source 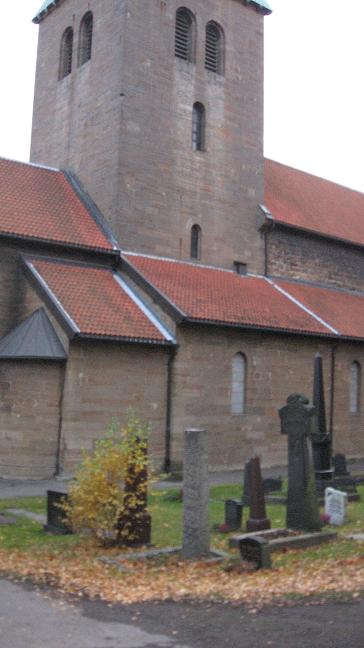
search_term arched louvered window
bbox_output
[350,361,361,413]
[231,353,246,415]
[192,103,205,151]
[59,27,73,80]
[175,7,195,62]
[78,11,93,66]
[205,21,224,74]
[190,224,201,259]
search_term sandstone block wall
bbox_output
[59,340,169,475]
[0,361,63,478]
[170,326,364,470]
[31,0,265,272]
[267,227,364,292]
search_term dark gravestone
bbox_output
[242,459,252,505]
[116,439,151,547]
[311,354,333,488]
[224,499,243,531]
[246,457,271,532]
[44,490,71,534]
[333,453,349,476]
[263,477,282,493]
[239,537,271,569]
[279,394,321,532]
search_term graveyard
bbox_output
[0,476,364,607]
[1,382,364,607]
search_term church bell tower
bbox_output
[31,0,271,271]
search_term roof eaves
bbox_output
[245,0,272,16]
[265,217,364,251]
[33,0,63,24]
[21,256,80,339]
[181,316,337,339]
[120,254,186,324]
[63,170,120,253]
[0,229,115,256]
[75,333,174,346]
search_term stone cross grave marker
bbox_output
[325,487,348,526]
[182,428,210,559]
[279,394,321,532]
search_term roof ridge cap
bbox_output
[0,155,59,173]
[122,251,237,274]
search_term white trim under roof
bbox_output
[114,274,176,344]
[26,261,80,334]
[265,278,340,336]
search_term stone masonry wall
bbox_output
[267,227,364,292]
[31,0,265,273]
[170,325,364,470]
[59,340,170,475]
[0,361,63,478]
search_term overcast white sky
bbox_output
[1,1,364,191]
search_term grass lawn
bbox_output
[1,484,364,559]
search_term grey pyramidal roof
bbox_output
[33,0,272,23]
[0,308,67,361]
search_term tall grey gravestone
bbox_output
[279,394,321,532]
[182,428,210,559]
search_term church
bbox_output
[0,0,363,478]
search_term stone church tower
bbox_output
[31,0,271,272]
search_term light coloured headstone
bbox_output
[325,487,348,526]
[182,428,210,559]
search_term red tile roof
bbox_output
[0,158,114,252]
[275,279,364,340]
[25,257,171,344]
[265,159,364,248]
[124,254,332,337]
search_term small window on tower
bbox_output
[190,224,201,259]
[205,21,224,74]
[175,7,195,62]
[78,12,93,66]
[59,27,73,80]
[192,103,205,151]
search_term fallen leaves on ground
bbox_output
[0,542,363,607]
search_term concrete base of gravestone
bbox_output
[182,428,210,559]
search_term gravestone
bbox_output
[182,428,210,558]
[325,487,348,525]
[311,354,333,489]
[246,456,271,532]
[333,453,349,476]
[242,459,252,505]
[263,477,282,494]
[224,499,243,531]
[279,394,321,532]
[44,490,71,534]
[116,438,151,547]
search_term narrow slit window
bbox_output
[59,27,73,80]
[190,224,201,259]
[231,353,246,415]
[175,8,195,62]
[192,102,205,151]
[78,12,93,66]
[205,21,224,74]
[350,361,361,413]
